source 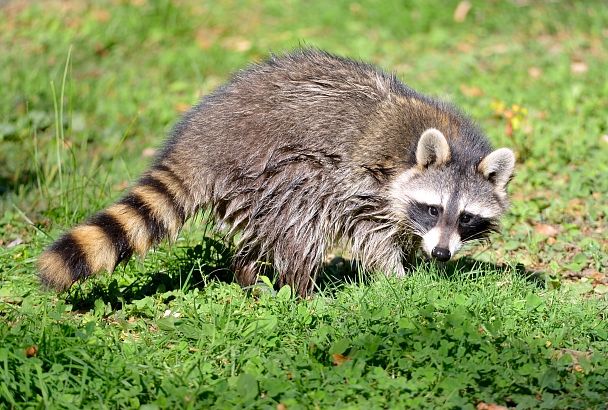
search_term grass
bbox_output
[2,268,607,408]
[1,0,607,408]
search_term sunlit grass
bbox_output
[1,0,607,408]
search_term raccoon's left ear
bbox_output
[416,128,451,168]
[478,148,515,189]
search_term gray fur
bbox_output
[39,49,514,296]
[148,49,515,295]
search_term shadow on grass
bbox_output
[66,239,543,311]
[0,170,38,197]
[441,256,545,288]
[66,241,371,310]
[316,256,370,295]
[317,254,545,296]
[66,237,236,312]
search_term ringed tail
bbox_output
[38,164,196,291]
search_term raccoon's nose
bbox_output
[431,247,451,262]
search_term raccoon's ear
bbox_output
[478,148,515,189]
[416,128,450,167]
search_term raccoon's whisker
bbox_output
[461,228,496,243]
[402,220,425,236]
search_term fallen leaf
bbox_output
[331,353,352,366]
[94,43,111,57]
[6,238,23,248]
[195,27,222,50]
[453,1,472,22]
[25,345,38,358]
[534,223,559,237]
[93,9,111,22]
[570,61,588,74]
[588,270,607,284]
[486,43,509,55]
[456,42,474,53]
[114,181,129,191]
[175,102,191,113]
[504,120,513,138]
[553,348,592,373]
[142,148,156,158]
[460,84,484,97]
[528,67,542,78]
[349,3,362,14]
[566,198,586,215]
[477,403,508,410]
[276,404,287,410]
[221,37,252,52]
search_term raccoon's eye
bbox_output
[428,206,439,217]
[460,213,472,225]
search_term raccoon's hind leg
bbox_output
[273,234,326,296]
[232,260,260,288]
[231,243,266,288]
[230,235,325,296]
[230,211,328,297]
[38,164,198,291]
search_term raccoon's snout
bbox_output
[421,227,457,262]
[431,246,451,262]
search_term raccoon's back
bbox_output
[161,50,488,178]
[160,50,408,170]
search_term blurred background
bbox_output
[1,0,606,276]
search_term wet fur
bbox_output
[39,49,511,296]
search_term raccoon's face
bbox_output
[390,128,515,262]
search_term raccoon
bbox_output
[38,49,515,296]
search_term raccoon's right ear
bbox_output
[416,128,451,168]
[478,148,516,189]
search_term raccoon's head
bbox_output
[390,128,515,262]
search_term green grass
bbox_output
[2,268,608,408]
[1,0,607,408]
